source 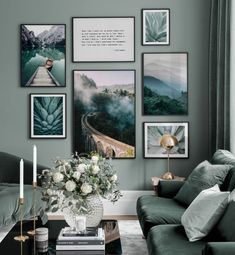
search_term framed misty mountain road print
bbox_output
[73,70,136,158]
[142,52,188,115]
[30,94,66,138]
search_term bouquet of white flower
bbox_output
[40,154,121,214]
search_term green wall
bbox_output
[0,0,210,190]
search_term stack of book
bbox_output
[56,227,105,255]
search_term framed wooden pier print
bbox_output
[73,70,136,158]
[143,122,189,158]
[72,17,135,62]
[30,94,66,138]
[21,24,66,87]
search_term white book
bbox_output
[56,244,105,251]
[58,228,104,241]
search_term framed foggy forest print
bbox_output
[73,70,136,158]
[21,24,66,87]
[30,94,66,138]
[142,52,188,115]
[142,9,170,45]
[143,122,189,158]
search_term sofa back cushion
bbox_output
[211,193,235,242]
[211,150,235,191]
[174,160,232,206]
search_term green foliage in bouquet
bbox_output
[39,154,122,214]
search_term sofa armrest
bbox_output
[202,242,235,255]
[0,151,48,184]
[158,180,185,198]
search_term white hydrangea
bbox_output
[81,183,92,194]
[91,155,99,164]
[53,172,64,183]
[65,180,76,192]
[73,171,81,180]
[76,163,87,173]
[110,174,117,182]
[92,165,100,175]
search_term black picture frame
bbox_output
[72,17,135,62]
[141,8,170,46]
[20,24,66,87]
[143,122,189,158]
[73,69,136,159]
[30,93,67,139]
[142,52,188,115]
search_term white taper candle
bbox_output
[33,145,37,183]
[20,159,24,199]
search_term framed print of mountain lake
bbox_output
[21,24,66,87]
[142,9,170,45]
[142,52,188,115]
[30,94,66,138]
[73,70,136,158]
[143,122,189,158]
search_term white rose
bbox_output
[91,156,99,164]
[65,181,76,192]
[73,171,81,180]
[76,163,87,173]
[81,183,92,194]
[47,189,53,196]
[92,165,100,175]
[53,172,64,183]
[110,174,118,182]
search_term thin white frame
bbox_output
[72,17,135,62]
[30,94,66,139]
[143,122,189,158]
[142,9,170,45]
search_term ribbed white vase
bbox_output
[63,194,103,228]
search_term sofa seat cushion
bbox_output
[137,195,186,237]
[0,183,47,227]
[147,225,206,255]
[211,150,235,191]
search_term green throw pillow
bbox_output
[181,185,229,242]
[174,160,232,206]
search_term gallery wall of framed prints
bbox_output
[21,7,190,160]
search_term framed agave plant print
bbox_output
[142,9,170,45]
[30,94,66,138]
[143,122,189,158]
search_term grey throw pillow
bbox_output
[174,160,232,205]
[181,185,229,242]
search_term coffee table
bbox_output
[0,219,122,254]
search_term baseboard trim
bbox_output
[47,190,154,218]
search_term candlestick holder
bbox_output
[28,182,37,236]
[14,198,29,242]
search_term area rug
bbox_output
[118,220,148,255]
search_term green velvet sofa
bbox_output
[0,151,47,227]
[137,150,235,255]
